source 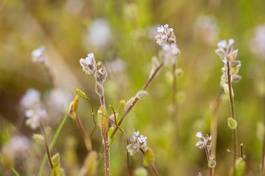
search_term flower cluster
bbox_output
[31,46,47,64]
[215,39,241,93]
[155,24,180,65]
[195,131,212,150]
[1,135,31,160]
[194,15,219,45]
[20,89,48,129]
[127,131,148,156]
[80,53,108,97]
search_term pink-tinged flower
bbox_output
[80,53,97,75]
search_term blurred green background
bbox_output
[0,0,264,175]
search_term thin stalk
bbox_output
[204,148,213,176]
[75,115,92,151]
[226,61,239,173]
[209,89,222,176]
[111,63,164,139]
[37,114,68,176]
[171,63,177,121]
[99,95,110,176]
[43,63,55,86]
[40,123,53,169]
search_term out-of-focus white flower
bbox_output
[194,15,219,45]
[161,43,181,65]
[155,24,176,46]
[44,88,72,116]
[25,108,48,129]
[20,88,41,109]
[215,39,241,93]
[80,53,97,75]
[106,59,126,74]
[195,131,212,150]
[20,88,48,130]
[2,135,31,160]
[86,19,111,48]
[31,46,46,64]
[154,24,180,65]
[249,24,265,60]
[127,131,148,156]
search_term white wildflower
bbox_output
[127,131,148,155]
[195,131,212,150]
[155,24,176,46]
[2,135,31,160]
[20,88,48,129]
[155,24,180,65]
[161,43,181,65]
[86,19,111,48]
[25,107,48,130]
[194,15,219,45]
[31,46,46,63]
[44,88,72,116]
[80,53,97,75]
[215,39,241,92]
[20,88,41,109]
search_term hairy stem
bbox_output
[111,63,164,139]
[226,61,239,173]
[99,95,110,176]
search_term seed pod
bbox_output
[68,95,79,120]
[227,117,237,129]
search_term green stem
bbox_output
[37,114,68,176]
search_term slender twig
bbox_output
[210,89,222,157]
[226,60,239,173]
[37,114,68,176]
[43,63,55,86]
[40,123,53,169]
[127,140,133,176]
[111,63,164,139]
[171,63,177,121]
[142,63,164,90]
[75,115,92,151]
[98,94,110,176]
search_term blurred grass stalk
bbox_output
[37,114,69,176]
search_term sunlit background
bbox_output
[0,0,264,175]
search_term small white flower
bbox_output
[215,39,241,92]
[127,131,148,156]
[155,24,176,46]
[196,131,203,138]
[32,46,46,63]
[80,53,97,75]
[86,19,111,48]
[44,88,72,119]
[2,135,31,160]
[25,107,48,129]
[161,43,180,65]
[194,15,219,45]
[20,88,41,109]
[195,131,212,150]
